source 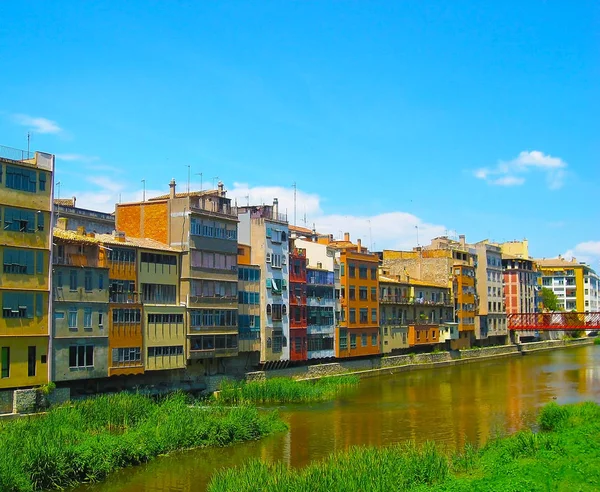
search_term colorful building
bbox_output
[288,246,307,361]
[51,228,110,383]
[54,196,115,234]
[238,200,290,364]
[328,233,380,358]
[116,180,239,365]
[293,234,338,360]
[237,244,261,354]
[502,255,539,314]
[0,146,54,389]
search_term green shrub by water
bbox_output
[216,375,359,404]
[594,337,600,345]
[209,401,600,491]
[0,392,286,491]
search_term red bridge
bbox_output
[508,312,600,331]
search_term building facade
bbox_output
[238,200,290,363]
[288,245,308,361]
[237,244,261,355]
[0,146,54,389]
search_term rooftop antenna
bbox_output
[119,193,122,204]
[187,165,191,195]
[141,179,146,202]
[27,131,31,156]
[55,181,61,219]
[212,176,219,189]
[292,182,297,226]
[244,194,250,206]
[195,172,203,191]
[303,209,307,227]
[415,225,420,247]
[368,219,373,251]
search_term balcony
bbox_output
[307,297,335,307]
[109,292,139,304]
[290,295,307,305]
[289,271,307,283]
[307,324,335,335]
[55,254,104,268]
[189,348,239,359]
[379,295,452,306]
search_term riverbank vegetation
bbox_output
[216,375,359,404]
[209,401,600,491]
[0,392,286,492]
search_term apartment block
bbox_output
[0,146,54,389]
[470,240,507,344]
[116,180,239,363]
[382,235,477,349]
[327,233,379,358]
[54,196,115,234]
[288,245,308,361]
[293,234,338,360]
[237,244,261,354]
[501,255,539,314]
[238,200,290,363]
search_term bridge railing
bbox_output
[508,312,600,330]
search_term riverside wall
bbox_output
[246,340,594,382]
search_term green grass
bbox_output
[216,375,359,404]
[0,392,286,491]
[209,402,600,491]
[593,337,600,345]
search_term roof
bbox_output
[147,189,218,201]
[289,224,317,236]
[54,198,75,207]
[53,228,179,252]
[378,274,446,289]
[535,258,585,269]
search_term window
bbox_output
[371,333,378,346]
[98,312,104,328]
[359,287,368,301]
[238,267,260,282]
[340,263,345,276]
[141,283,177,304]
[148,345,183,357]
[112,308,141,324]
[371,268,377,280]
[189,310,236,328]
[69,270,78,291]
[6,165,37,192]
[272,304,283,321]
[84,308,92,329]
[112,347,141,365]
[39,172,46,191]
[68,309,78,329]
[3,207,35,233]
[359,267,367,279]
[1,347,9,378]
[349,309,356,323]
[272,335,282,353]
[271,254,282,268]
[371,308,377,323]
[55,312,65,319]
[35,293,43,317]
[84,271,93,292]
[349,286,356,300]
[98,273,104,290]
[350,333,357,349]
[37,212,44,232]
[361,333,367,347]
[360,308,368,324]
[28,346,36,377]
[56,270,63,288]
[2,248,34,274]
[2,292,34,318]
[294,337,302,353]
[371,287,377,301]
[36,251,44,274]
[349,264,356,278]
[69,345,94,368]
[339,329,348,350]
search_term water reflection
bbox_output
[76,345,600,492]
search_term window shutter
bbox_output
[112,348,119,363]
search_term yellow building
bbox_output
[0,146,55,389]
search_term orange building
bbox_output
[407,323,440,347]
[326,233,380,358]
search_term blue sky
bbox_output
[1,2,598,261]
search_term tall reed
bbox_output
[0,392,286,491]
[216,375,359,404]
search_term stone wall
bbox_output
[518,338,593,353]
[307,363,345,377]
[459,345,519,359]
[245,371,266,382]
[13,387,71,414]
[0,390,14,414]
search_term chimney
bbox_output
[77,226,86,236]
[459,234,466,247]
[218,181,225,197]
[357,238,362,251]
[56,217,68,231]
[72,196,76,207]
[113,230,126,242]
[273,198,279,219]
[169,178,176,199]
[344,232,350,242]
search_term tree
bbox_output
[541,287,560,311]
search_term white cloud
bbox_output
[72,180,447,250]
[56,153,99,163]
[13,114,62,134]
[475,150,568,189]
[563,241,600,266]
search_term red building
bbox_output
[289,246,307,361]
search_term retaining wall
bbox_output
[518,338,594,353]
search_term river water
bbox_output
[75,345,600,492]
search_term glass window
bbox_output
[6,165,37,192]
[68,309,77,329]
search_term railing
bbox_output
[109,292,139,303]
[379,295,451,306]
[55,254,102,268]
[307,297,335,307]
[289,272,307,283]
[290,295,307,305]
[291,248,306,258]
[0,145,34,162]
[508,312,600,331]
